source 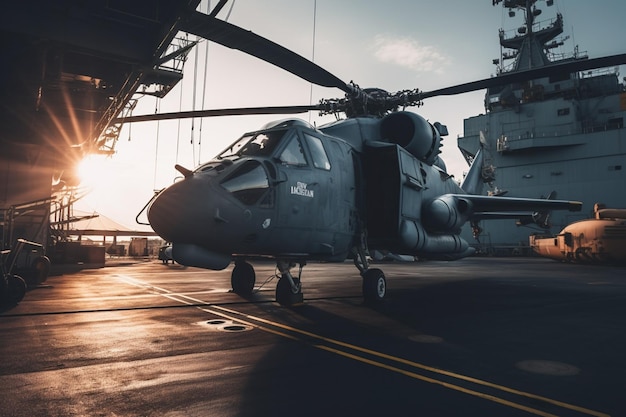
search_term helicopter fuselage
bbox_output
[147,113,473,270]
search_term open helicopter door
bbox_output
[363,142,472,259]
[364,142,426,251]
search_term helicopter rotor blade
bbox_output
[113,105,320,124]
[180,11,353,94]
[122,12,626,124]
[420,53,626,99]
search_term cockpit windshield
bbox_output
[218,130,287,159]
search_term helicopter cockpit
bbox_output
[218,130,285,159]
[201,121,329,209]
[215,119,319,160]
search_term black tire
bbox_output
[362,268,386,305]
[31,256,51,284]
[6,275,27,304]
[276,276,303,307]
[231,261,255,295]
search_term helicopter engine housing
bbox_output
[380,111,442,165]
[422,194,473,233]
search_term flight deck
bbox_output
[1,257,623,417]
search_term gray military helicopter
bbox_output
[124,13,626,306]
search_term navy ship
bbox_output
[457,0,626,254]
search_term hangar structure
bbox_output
[0,0,232,256]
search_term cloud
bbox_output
[373,35,448,73]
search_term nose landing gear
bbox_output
[229,259,304,307]
[275,260,304,307]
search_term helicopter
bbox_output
[120,12,626,306]
[530,204,626,264]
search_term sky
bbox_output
[75,0,626,231]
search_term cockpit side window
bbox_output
[303,133,331,170]
[278,133,307,166]
[220,161,270,206]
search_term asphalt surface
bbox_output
[1,257,624,417]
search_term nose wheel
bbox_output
[275,261,304,307]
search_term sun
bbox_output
[75,155,113,191]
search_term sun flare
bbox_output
[76,155,113,191]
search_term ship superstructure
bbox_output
[457,0,626,254]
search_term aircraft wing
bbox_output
[424,194,582,232]
[470,212,539,220]
[451,194,583,215]
[469,212,551,228]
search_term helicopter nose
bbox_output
[148,179,208,243]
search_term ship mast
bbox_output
[493,0,563,72]
[486,0,573,112]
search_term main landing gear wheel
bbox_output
[362,268,386,305]
[231,261,256,296]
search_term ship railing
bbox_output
[498,50,589,75]
[499,13,563,43]
[582,120,625,134]
[547,50,589,65]
[495,120,624,152]
[503,128,575,141]
[579,66,620,79]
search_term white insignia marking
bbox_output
[290,181,314,198]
